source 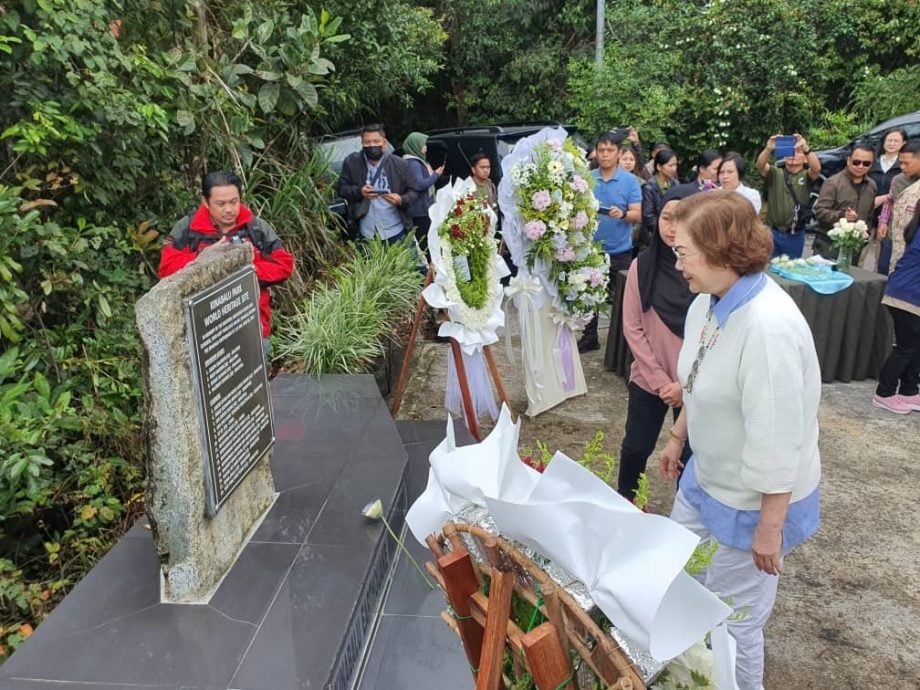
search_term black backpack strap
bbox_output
[167,215,212,252]
[169,215,278,254]
[782,169,810,206]
[167,215,190,247]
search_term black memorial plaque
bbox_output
[186,266,274,516]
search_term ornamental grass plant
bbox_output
[276,238,423,374]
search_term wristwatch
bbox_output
[803,148,812,155]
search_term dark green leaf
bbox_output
[258,81,280,113]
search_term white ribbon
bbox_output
[549,312,578,390]
[445,348,499,422]
[504,272,546,393]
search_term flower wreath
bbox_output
[501,130,609,330]
[423,178,509,353]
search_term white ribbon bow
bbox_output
[503,272,546,394]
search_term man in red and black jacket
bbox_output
[158,171,294,346]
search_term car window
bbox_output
[497,140,515,160]
[316,135,363,174]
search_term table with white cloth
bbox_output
[604,266,894,384]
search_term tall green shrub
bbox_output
[0,186,150,659]
[277,239,423,374]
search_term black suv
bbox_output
[314,123,582,231]
[816,110,920,177]
[425,122,582,187]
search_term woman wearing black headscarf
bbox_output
[616,186,698,501]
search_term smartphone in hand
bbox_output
[774,136,796,158]
[598,206,612,216]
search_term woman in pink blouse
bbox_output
[617,186,698,501]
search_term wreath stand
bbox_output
[389,265,512,443]
[423,522,645,690]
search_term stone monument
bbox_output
[136,243,276,603]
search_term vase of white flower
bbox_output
[836,245,854,272]
[827,218,869,273]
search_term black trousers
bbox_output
[617,381,691,501]
[581,250,633,344]
[876,306,920,397]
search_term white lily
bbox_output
[362,498,434,589]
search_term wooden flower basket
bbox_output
[425,522,646,690]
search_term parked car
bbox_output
[816,110,920,177]
[313,129,363,221]
[425,122,583,187]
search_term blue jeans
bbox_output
[770,227,805,259]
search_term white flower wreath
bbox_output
[423,178,510,354]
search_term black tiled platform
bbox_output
[354,420,474,690]
[0,374,413,690]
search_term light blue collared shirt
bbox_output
[682,271,821,551]
[591,168,641,254]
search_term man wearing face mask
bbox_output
[337,123,420,242]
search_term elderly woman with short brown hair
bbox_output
[659,191,821,690]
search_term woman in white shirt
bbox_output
[718,151,762,215]
[659,191,821,690]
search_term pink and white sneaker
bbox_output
[872,394,912,414]
[897,393,920,411]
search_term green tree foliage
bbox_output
[312,0,445,125]
[566,0,826,156]
[851,65,920,125]
[561,0,920,161]
[435,0,594,125]
[1,0,174,216]
[0,0,363,660]
[0,184,149,658]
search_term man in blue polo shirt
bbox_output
[580,130,642,352]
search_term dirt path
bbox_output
[392,310,920,689]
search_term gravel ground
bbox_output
[392,307,920,689]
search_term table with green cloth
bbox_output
[603,266,894,384]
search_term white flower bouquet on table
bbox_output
[828,218,869,270]
[827,218,869,251]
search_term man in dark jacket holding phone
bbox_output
[337,123,420,242]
